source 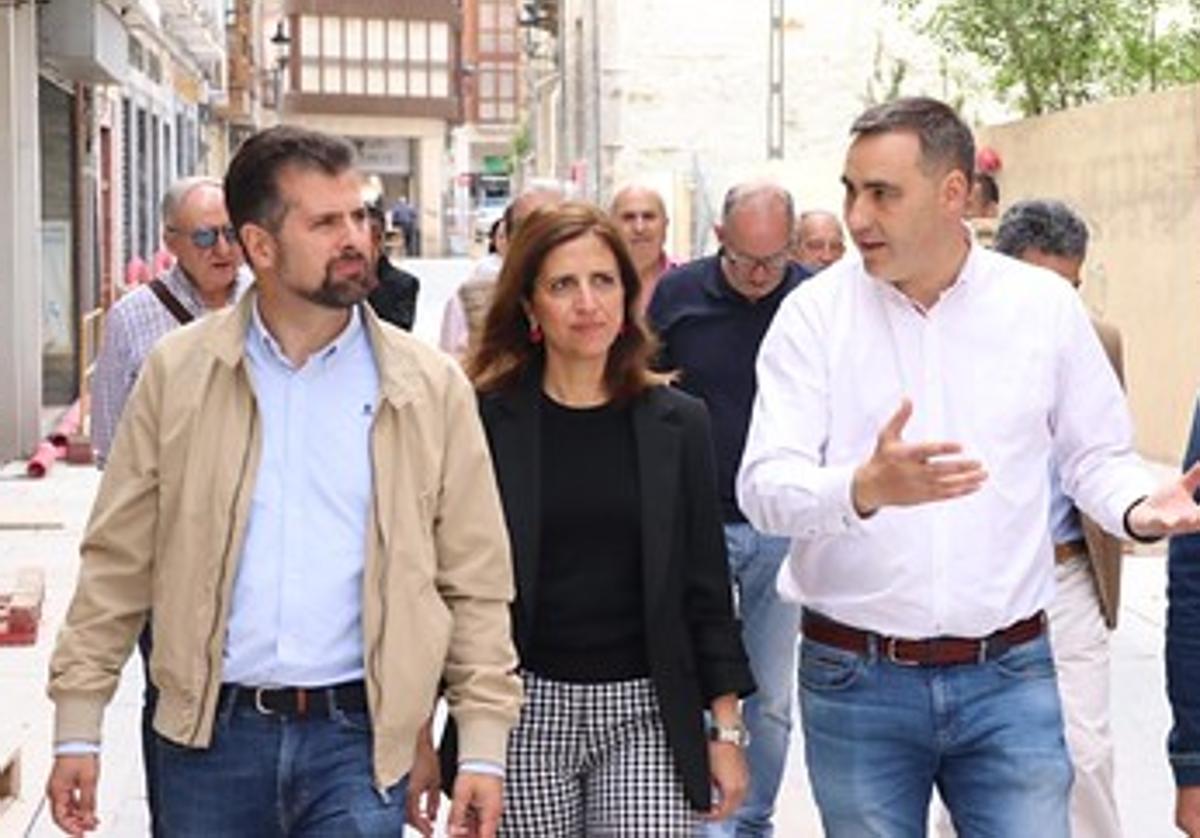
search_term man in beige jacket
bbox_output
[995,198,1126,838]
[46,126,521,837]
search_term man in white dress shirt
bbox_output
[737,96,1200,837]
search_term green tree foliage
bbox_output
[890,0,1200,115]
[510,122,531,169]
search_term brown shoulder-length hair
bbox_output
[469,200,666,400]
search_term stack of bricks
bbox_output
[0,568,45,646]
[0,739,17,819]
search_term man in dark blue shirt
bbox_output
[648,180,809,837]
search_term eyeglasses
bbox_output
[167,224,239,249]
[721,245,791,276]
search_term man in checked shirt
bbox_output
[91,175,247,466]
[86,175,246,832]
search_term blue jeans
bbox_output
[800,629,1072,838]
[137,626,160,837]
[155,688,407,837]
[708,523,798,837]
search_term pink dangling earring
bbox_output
[529,322,543,343]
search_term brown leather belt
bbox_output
[1054,538,1088,563]
[801,610,1047,667]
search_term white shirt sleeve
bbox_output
[737,292,870,540]
[55,740,101,756]
[459,759,505,778]
[1050,293,1154,535]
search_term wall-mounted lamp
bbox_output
[268,19,291,112]
[270,19,291,69]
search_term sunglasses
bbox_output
[168,224,239,249]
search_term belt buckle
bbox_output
[884,637,921,667]
[253,687,276,716]
[977,638,989,665]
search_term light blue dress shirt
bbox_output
[222,304,379,688]
[1049,462,1084,546]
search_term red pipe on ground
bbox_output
[26,399,83,478]
[46,401,81,450]
[25,440,59,479]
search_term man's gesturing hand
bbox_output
[851,398,987,517]
[1126,462,1200,540]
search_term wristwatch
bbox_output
[708,721,751,748]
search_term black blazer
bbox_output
[478,371,755,811]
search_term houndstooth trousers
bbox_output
[499,671,702,837]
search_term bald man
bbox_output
[792,210,846,273]
[649,181,811,836]
[610,183,675,312]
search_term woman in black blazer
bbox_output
[463,201,755,836]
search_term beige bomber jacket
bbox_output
[48,290,522,790]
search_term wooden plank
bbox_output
[0,744,20,818]
[0,568,44,646]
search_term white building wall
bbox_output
[0,4,44,459]
[561,0,1004,255]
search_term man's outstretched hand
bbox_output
[1126,463,1200,540]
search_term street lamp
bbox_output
[270,19,291,60]
[269,19,290,112]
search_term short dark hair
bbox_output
[487,217,504,254]
[224,125,356,236]
[994,199,1089,260]
[973,172,1000,206]
[469,201,662,401]
[850,97,975,179]
[365,197,386,230]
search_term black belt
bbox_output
[801,609,1047,667]
[222,680,368,717]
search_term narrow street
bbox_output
[0,258,1184,836]
[1,0,1197,834]
[406,257,477,347]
